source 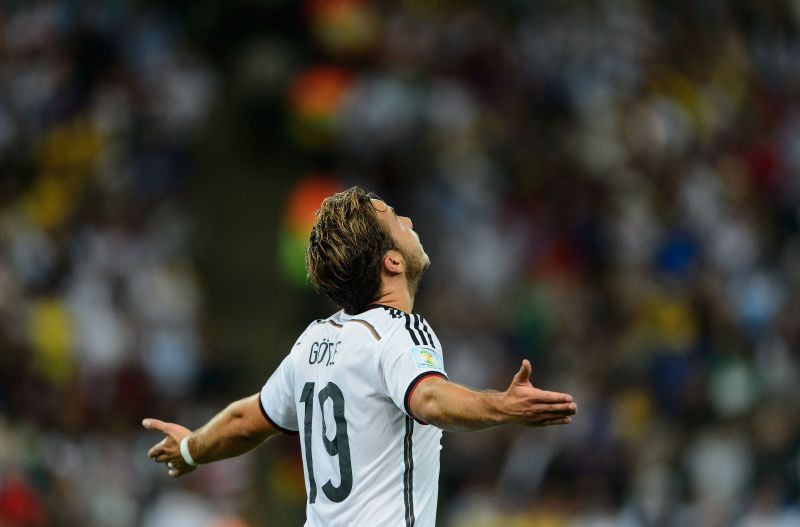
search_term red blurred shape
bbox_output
[287,67,354,118]
[285,174,343,235]
[0,477,46,527]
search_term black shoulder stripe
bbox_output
[413,315,429,346]
[376,307,430,347]
[403,313,420,345]
[420,318,435,349]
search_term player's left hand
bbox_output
[500,360,577,427]
[143,418,196,477]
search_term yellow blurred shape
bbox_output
[28,298,74,386]
[268,456,307,501]
[37,117,102,172]
[25,118,101,229]
[653,299,696,351]
[612,389,652,442]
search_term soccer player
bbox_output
[143,187,577,526]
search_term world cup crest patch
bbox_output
[410,346,444,372]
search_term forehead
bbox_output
[369,198,397,232]
[370,198,390,213]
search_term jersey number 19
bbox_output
[300,382,353,503]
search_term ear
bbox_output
[382,249,405,276]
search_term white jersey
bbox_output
[260,304,448,527]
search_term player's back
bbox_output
[260,305,448,527]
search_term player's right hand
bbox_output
[500,359,577,426]
[143,418,196,477]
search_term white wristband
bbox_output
[180,436,198,467]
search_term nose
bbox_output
[402,216,413,230]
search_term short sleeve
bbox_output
[259,354,299,435]
[381,329,448,425]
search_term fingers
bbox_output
[169,467,190,477]
[521,403,577,424]
[166,459,181,476]
[142,418,171,433]
[533,410,575,421]
[512,359,533,385]
[518,403,577,426]
[535,402,577,416]
[160,458,193,477]
[143,418,196,478]
[532,389,574,404]
[168,460,196,478]
[518,415,573,427]
[147,438,169,459]
[147,449,197,478]
[539,416,572,426]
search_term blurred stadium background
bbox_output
[1,1,800,526]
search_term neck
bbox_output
[373,278,414,313]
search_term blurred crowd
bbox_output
[3,1,800,527]
[0,2,227,526]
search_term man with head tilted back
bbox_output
[143,187,577,526]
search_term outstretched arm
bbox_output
[409,360,577,432]
[143,393,278,477]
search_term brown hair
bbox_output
[306,186,396,314]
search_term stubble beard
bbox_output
[401,245,430,298]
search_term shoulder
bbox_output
[361,306,440,351]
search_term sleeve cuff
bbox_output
[259,398,299,436]
[403,371,448,425]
